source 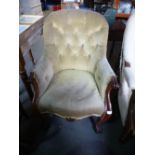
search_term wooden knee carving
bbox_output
[96,76,119,132]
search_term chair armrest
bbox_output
[95,58,118,96]
[33,56,54,97]
[29,56,54,113]
[95,58,119,114]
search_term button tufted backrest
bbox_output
[43,9,109,74]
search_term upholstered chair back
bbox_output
[43,9,109,74]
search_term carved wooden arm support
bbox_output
[95,76,119,133]
[105,76,119,115]
[29,72,40,113]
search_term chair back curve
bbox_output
[43,9,109,74]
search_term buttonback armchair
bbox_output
[30,9,118,132]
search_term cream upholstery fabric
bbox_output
[33,9,115,119]
[118,13,135,126]
[95,58,115,98]
[43,9,109,74]
[34,56,54,96]
[39,70,104,119]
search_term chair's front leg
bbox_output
[29,72,40,115]
[29,73,52,131]
[95,113,111,133]
[95,76,119,133]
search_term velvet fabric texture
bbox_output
[33,9,115,119]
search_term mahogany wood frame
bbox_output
[19,16,44,101]
[19,48,33,100]
[95,76,119,132]
[29,72,40,114]
[19,16,44,118]
[19,99,29,119]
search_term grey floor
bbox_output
[19,37,135,155]
[20,113,134,155]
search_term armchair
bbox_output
[30,9,118,132]
[118,13,135,140]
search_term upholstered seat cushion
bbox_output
[38,70,105,119]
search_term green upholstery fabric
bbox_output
[34,56,54,97]
[33,10,116,119]
[43,9,109,74]
[38,70,104,119]
[95,58,115,99]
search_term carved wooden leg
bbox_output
[19,48,33,100]
[95,76,119,133]
[120,114,134,142]
[95,113,112,133]
[120,126,134,142]
[29,72,41,116]
[19,99,29,119]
